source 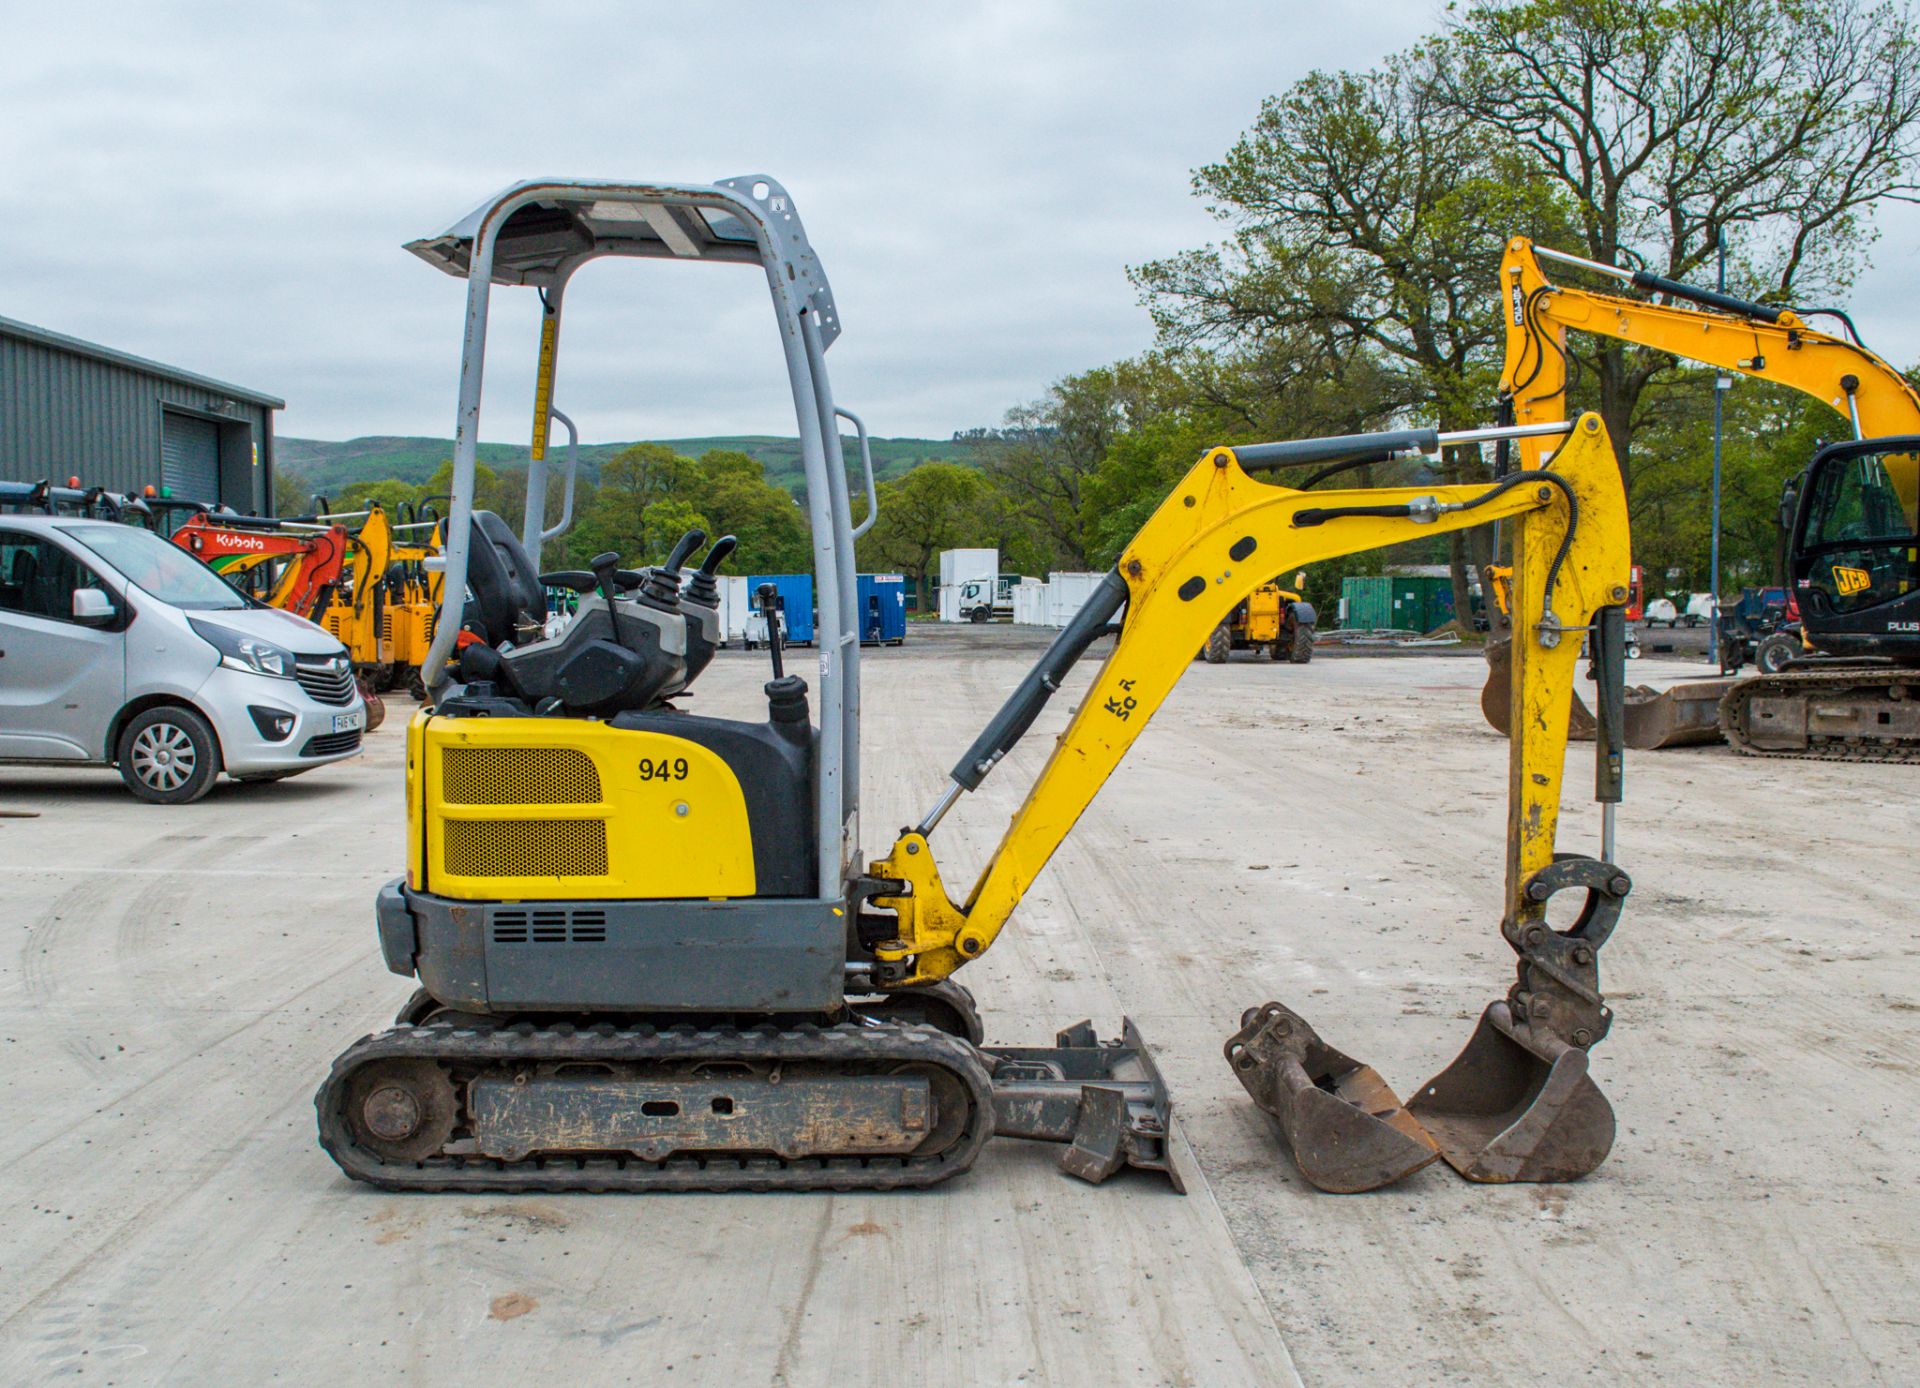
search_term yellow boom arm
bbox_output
[1500,237,1920,515]
[872,412,1631,986]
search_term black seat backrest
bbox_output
[466,511,546,643]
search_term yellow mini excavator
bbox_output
[317,177,1635,1195]
[1484,236,1920,759]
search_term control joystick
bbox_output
[757,581,810,726]
[639,528,705,608]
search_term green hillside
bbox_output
[276,433,986,496]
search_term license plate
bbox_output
[333,709,364,733]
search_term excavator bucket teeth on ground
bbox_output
[1408,1001,1616,1183]
[1482,637,1596,740]
[984,1018,1184,1191]
[1224,1002,1441,1193]
[1623,679,1730,749]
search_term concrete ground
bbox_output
[1,625,1913,1385]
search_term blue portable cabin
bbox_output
[746,573,815,645]
[857,573,907,645]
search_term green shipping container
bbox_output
[1340,575,1454,632]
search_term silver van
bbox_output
[0,516,366,803]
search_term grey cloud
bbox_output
[3,2,1511,445]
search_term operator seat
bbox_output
[464,511,546,646]
[457,511,688,717]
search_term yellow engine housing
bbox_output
[408,711,758,902]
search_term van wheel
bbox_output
[118,706,222,805]
[1203,625,1231,663]
[1756,632,1798,674]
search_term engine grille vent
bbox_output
[490,907,609,945]
[441,746,602,805]
[443,818,608,878]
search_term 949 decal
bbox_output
[1104,678,1140,721]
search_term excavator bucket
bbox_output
[1407,856,1630,1183]
[1224,1002,1440,1193]
[1407,1002,1615,1183]
[1481,637,1729,750]
[1622,679,1730,749]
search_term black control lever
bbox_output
[640,529,705,607]
[590,551,625,643]
[757,581,785,679]
[663,529,705,576]
[683,535,737,606]
[698,535,737,576]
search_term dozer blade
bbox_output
[1622,679,1731,749]
[1224,1002,1440,1193]
[985,1018,1184,1190]
[1482,636,1596,740]
[1407,1001,1614,1183]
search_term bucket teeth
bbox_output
[1407,1002,1615,1183]
[1225,1002,1440,1193]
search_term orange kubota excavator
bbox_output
[1482,237,1920,760]
[169,509,353,620]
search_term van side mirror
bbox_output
[71,588,115,625]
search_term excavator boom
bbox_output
[874,412,1634,1189]
[1490,237,1920,759]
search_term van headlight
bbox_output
[188,618,297,679]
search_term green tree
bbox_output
[271,465,315,518]
[855,462,996,609]
[1132,49,1572,620]
[690,450,811,573]
[1438,0,1920,474]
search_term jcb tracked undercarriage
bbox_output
[319,177,1638,1196]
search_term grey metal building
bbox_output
[0,315,282,513]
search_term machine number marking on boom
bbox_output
[638,757,691,781]
[1103,678,1140,721]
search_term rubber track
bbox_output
[316,1019,996,1193]
[1718,668,1920,763]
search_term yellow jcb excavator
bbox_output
[317,176,1636,1198]
[1484,236,1920,760]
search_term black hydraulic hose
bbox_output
[1798,308,1871,351]
[1301,451,1397,489]
[948,569,1128,791]
[1294,468,1581,619]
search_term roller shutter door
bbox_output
[161,411,221,503]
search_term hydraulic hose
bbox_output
[1294,468,1582,623]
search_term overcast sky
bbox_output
[6,2,1918,448]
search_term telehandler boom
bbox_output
[318,177,1636,1196]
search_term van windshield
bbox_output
[63,525,249,610]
